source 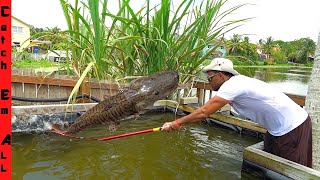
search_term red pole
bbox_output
[49,127,162,141]
[97,128,157,141]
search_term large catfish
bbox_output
[52,70,179,134]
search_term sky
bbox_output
[12,0,320,44]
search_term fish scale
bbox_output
[53,70,179,134]
[65,92,135,134]
[68,92,128,125]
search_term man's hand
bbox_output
[161,119,183,132]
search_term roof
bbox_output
[12,16,30,27]
[30,40,51,46]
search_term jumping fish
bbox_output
[52,70,179,134]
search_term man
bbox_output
[162,58,312,168]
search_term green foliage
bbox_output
[273,37,316,64]
[271,49,287,64]
[296,38,316,63]
[227,55,257,65]
[273,52,286,63]
[226,34,259,63]
[29,26,67,50]
[56,0,249,84]
[264,58,276,65]
[263,36,274,57]
[12,59,59,69]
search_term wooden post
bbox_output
[78,80,92,103]
[305,32,320,170]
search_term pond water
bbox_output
[13,111,261,179]
[13,66,311,179]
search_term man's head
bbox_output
[202,58,239,91]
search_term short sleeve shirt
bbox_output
[216,75,308,136]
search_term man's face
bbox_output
[207,71,223,91]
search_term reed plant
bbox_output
[59,0,249,84]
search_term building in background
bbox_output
[12,16,31,52]
[202,42,227,59]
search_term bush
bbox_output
[272,51,287,64]
[264,58,276,65]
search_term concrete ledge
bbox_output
[179,97,199,105]
[243,142,320,180]
[153,100,179,107]
[12,103,98,116]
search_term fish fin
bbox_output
[51,123,67,133]
[108,122,120,132]
[133,113,141,120]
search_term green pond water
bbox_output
[13,66,312,179]
[13,111,261,179]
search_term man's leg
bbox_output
[274,116,312,168]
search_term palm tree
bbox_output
[298,38,316,64]
[305,32,320,170]
[243,36,250,43]
[227,34,243,55]
[263,36,274,59]
[258,39,264,46]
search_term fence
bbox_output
[12,53,48,61]
[12,68,126,105]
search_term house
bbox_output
[206,44,226,57]
[12,16,31,52]
[256,48,267,61]
[201,41,227,58]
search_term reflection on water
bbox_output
[236,66,311,96]
[13,112,260,179]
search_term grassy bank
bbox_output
[12,60,61,69]
[236,61,313,68]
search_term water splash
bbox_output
[12,112,81,133]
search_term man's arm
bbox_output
[162,96,229,131]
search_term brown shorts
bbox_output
[264,116,312,168]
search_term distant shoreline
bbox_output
[236,65,313,69]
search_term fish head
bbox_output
[128,70,179,111]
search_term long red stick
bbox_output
[97,128,160,141]
[48,127,162,141]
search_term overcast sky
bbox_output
[12,0,320,43]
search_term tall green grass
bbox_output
[59,0,249,83]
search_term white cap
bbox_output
[202,58,239,75]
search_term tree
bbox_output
[243,36,250,43]
[227,34,243,54]
[226,34,259,63]
[263,36,275,59]
[297,38,316,64]
[30,26,66,50]
[30,25,44,37]
[305,33,320,170]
